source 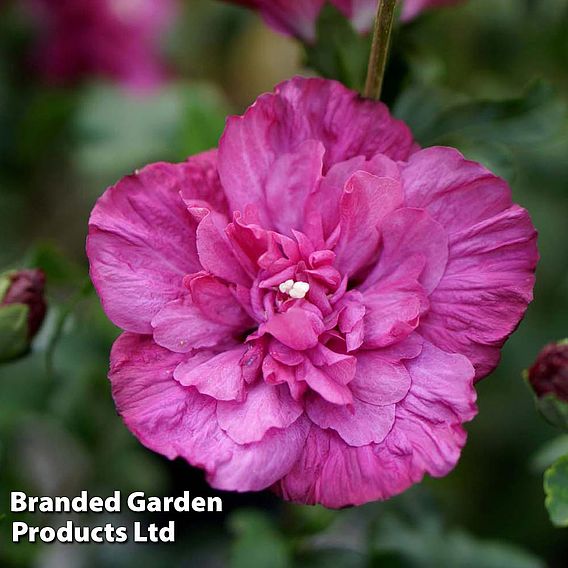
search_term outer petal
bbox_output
[87,162,203,333]
[110,333,232,467]
[217,382,303,444]
[276,426,416,507]
[209,415,311,492]
[276,340,476,507]
[110,333,309,492]
[421,205,538,379]
[401,147,512,236]
[218,77,414,228]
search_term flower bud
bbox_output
[0,269,47,362]
[528,341,568,403]
[527,341,568,431]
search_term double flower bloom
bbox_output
[88,77,537,507]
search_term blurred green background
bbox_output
[0,0,567,566]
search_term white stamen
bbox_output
[289,281,310,299]
[278,279,310,299]
[279,279,295,294]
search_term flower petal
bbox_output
[209,415,311,492]
[265,139,325,235]
[275,426,416,507]
[276,340,476,508]
[365,207,449,294]
[88,162,202,333]
[298,359,353,405]
[110,333,231,466]
[217,382,304,444]
[362,279,427,348]
[173,346,247,401]
[178,150,228,214]
[420,205,538,379]
[111,333,309,492]
[188,273,253,328]
[393,340,477,476]
[218,77,413,227]
[402,147,512,235]
[151,295,239,353]
[306,395,395,447]
[333,172,403,277]
[350,352,411,406]
[196,209,251,286]
[305,153,400,245]
[260,306,325,351]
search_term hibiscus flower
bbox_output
[227,0,464,41]
[87,77,537,507]
[25,0,176,90]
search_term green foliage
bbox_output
[395,82,566,149]
[544,455,568,527]
[395,81,566,182]
[229,510,291,568]
[289,494,545,568]
[304,5,371,91]
[373,514,545,568]
[73,82,230,180]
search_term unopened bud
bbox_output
[0,269,47,362]
[527,340,568,430]
[528,341,568,403]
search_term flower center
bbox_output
[278,279,310,299]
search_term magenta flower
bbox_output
[26,0,176,90]
[88,77,537,507]
[226,0,464,41]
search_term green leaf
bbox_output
[374,513,545,568]
[304,5,370,91]
[395,82,566,149]
[544,454,568,527]
[532,435,568,472]
[229,510,291,568]
[0,303,30,363]
[535,394,568,431]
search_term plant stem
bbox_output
[364,0,397,100]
